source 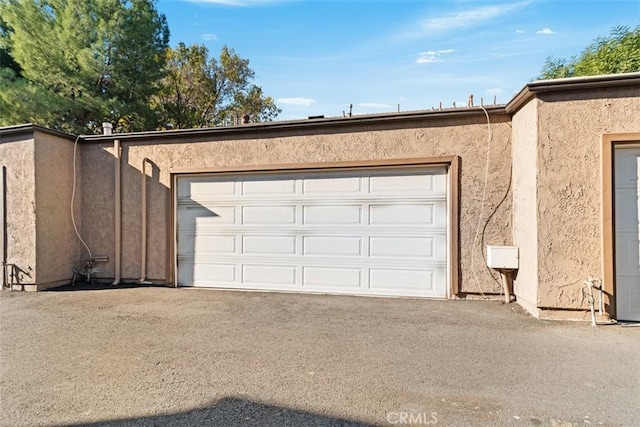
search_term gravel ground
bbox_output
[0,285,638,427]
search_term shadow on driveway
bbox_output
[46,282,165,292]
[61,396,369,426]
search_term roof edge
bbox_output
[80,106,507,142]
[505,72,640,114]
[0,123,77,141]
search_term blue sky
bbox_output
[156,0,639,120]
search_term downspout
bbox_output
[140,158,152,284]
[112,139,121,286]
[1,166,6,288]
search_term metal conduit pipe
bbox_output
[140,158,152,284]
[112,139,121,286]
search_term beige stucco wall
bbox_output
[511,99,540,315]
[80,114,513,294]
[535,87,640,310]
[0,133,37,287]
[34,133,82,289]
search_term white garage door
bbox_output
[614,147,640,321]
[176,167,449,298]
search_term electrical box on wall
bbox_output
[486,246,519,270]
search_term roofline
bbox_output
[80,106,507,142]
[505,72,640,114]
[3,73,638,139]
[0,123,77,141]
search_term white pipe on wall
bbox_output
[112,139,121,286]
[140,158,152,284]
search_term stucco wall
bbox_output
[0,133,36,286]
[511,99,539,315]
[80,114,513,294]
[535,87,640,309]
[34,133,81,289]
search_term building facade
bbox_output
[2,73,639,321]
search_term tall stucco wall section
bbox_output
[80,115,513,293]
[0,135,37,285]
[34,133,81,289]
[511,99,539,316]
[536,87,640,309]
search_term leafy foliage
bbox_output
[539,25,640,80]
[0,1,280,132]
[154,43,281,129]
[0,0,169,134]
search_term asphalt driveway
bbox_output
[0,286,638,426]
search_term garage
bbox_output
[175,165,449,298]
[614,146,640,322]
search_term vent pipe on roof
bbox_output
[102,122,113,135]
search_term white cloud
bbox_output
[416,49,453,64]
[188,0,284,6]
[400,1,530,39]
[486,88,504,95]
[277,97,317,106]
[201,33,218,41]
[515,29,525,34]
[536,28,555,35]
[358,103,393,109]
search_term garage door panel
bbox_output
[303,176,361,194]
[180,179,236,199]
[369,170,447,194]
[369,268,434,291]
[178,234,236,255]
[616,276,640,320]
[242,206,296,224]
[303,236,362,257]
[179,205,235,225]
[303,266,362,288]
[242,235,296,255]
[303,205,362,225]
[614,189,640,230]
[370,174,432,193]
[191,262,236,285]
[369,203,438,225]
[177,166,449,298]
[369,236,437,259]
[242,179,296,195]
[243,265,296,285]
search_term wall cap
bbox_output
[0,123,76,142]
[506,72,640,114]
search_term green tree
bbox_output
[154,43,280,129]
[539,25,640,79]
[0,16,21,77]
[0,0,169,134]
